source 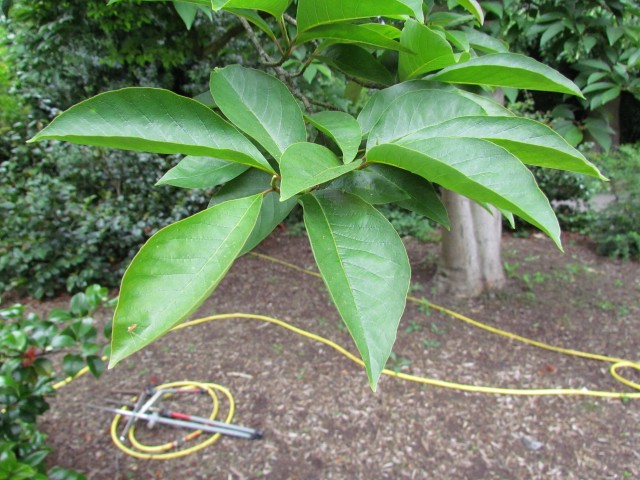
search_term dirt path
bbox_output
[42,231,639,479]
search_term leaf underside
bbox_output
[301,190,411,390]
[109,194,263,367]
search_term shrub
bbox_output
[588,143,640,259]
[0,142,211,298]
[0,0,239,297]
[0,285,111,479]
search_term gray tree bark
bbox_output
[436,191,505,297]
[435,89,506,297]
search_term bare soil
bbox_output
[39,230,639,479]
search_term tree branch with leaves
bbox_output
[31,0,605,390]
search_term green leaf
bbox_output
[62,354,85,377]
[50,334,76,349]
[462,27,507,53]
[368,138,562,247]
[398,116,606,179]
[173,1,199,29]
[30,88,274,173]
[590,86,621,110]
[358,81,442,136]
[553,119,583,147]
[86,355,105,378]
[454,90,513,116]
[157,156,248,188]
[428,11,474,27]
[210,169,297,254]
[367,89,485,148]
[445,30,470,52]
[300,190,411,389]
[211,0,289,17]
[296,0,413,32]
[210,65,306,162]
[539,21,564,47]
[0,375,19,395]
[582,82,616,94]
[327,168,411,205]
[296,23,411,52]
[2,330,28,351]
[2,0,14,17]
[399,20,457,80]
[373,164,450,227]
[280,143,360,200]
[584,117,614,152]
[398,0,424,22]
[427,53,584,97]
[606,26,625,46]
[318,44,396,87]
[109,194,263,367]
[227,8,277,42]
[305,111,362,163]
[450,0,484,24]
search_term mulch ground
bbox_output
[39,230,639,479]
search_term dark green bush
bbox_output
[0,285,111,479]
[0,141,211,298]
[0,0,244,297]
[588,144,640,260]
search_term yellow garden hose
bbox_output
[51,252,639,460]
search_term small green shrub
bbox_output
[0,141,211,298]
[0,285,112,479]
[588,144,640,260]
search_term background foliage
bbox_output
[0,0,247,298]
[0,285,111,479]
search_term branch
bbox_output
[201,22,245,58]
[283,13,297,27]
[238,17,313,111]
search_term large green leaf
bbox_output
[399,116,606,179]
[296,0,413,32]
[227,8,277,41]
[30,88,274,173]
[358,81,444,135]
[109,194,263,367]
[327,168,411,205]
[173,1,199,29]
[305,111,362,163]
[210,66,306,162]
[368,138,562,247]
[427,53,584,97]
[327,164,449,227]
[357,81,510,136]
[462,27,508,53]
[296,23,411,52]
[367,89,485,148]
[373,164,449,228]
[211,0,289,17]
[318,44,396,87]
[398,0,424,22]
[280,143,360,200]
[209,169,297,254]
[454,90,513,116]
[300,190,411,389]
[157,155,248,188]
[450,0,484,24]
[399,20,457,80]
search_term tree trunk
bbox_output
[435,88,506,297]
[436,191,505,297]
